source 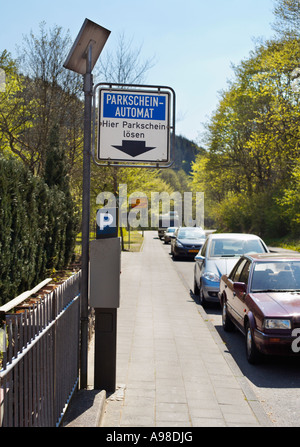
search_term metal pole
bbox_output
[80,43,93,389]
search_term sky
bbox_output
[1,0,276,144]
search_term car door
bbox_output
[195,238,208,284]
[170,228,179,254]
[226,258,248,327]
[233,259,251,329]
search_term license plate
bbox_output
[189,249,198,253]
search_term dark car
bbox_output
[219,253,300,364]
[170,227,206,260]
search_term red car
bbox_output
[219,253,300,364]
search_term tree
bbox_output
[0,156,78,304]
[277,165,300,235]
[43,124,79,267]
[97,31,155,85]
[0,50,35,164]
[191,34,300,237]
[16,22,84,176]
[44,124,69,190]
[272,0,300,38]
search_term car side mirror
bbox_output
[233,282,246,294]
[195,254,205,262]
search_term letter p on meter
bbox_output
[97,211,113,230]
[96,208,118,239]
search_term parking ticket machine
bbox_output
[89,208,120,392]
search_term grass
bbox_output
[75,229,144,254]
[121,229,144,252]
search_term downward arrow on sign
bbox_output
[112,140,156,157]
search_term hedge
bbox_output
[0,156,78,305]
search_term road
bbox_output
[159,237,300,427]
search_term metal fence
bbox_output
[0,271,81,427]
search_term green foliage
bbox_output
[211,190,286,237]
[0,156,78,305]
[191,28,300,239]
[44,125,68,190]
[0,26,83,177]
[276,165,300,235]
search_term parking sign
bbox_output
[96,208,118,239]
[97,86,174,164]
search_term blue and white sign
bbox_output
[96,208,118,239]
[103,92,166,120]
[98,87,171,163]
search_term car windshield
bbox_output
[167,228,176,233]
[251,260,300,292]
[177,228,205,239]
[209,238,265,258]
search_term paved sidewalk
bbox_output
[101,231,271,427]
[64,231,272,427]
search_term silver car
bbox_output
[193,233,269,306]
[164,227,178,244]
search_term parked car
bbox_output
[158,212,179,239]
[219,253,300,363]
[194,233,268,306]
[164,227,178,244]
[171,227,206,260]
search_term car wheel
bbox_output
[222,300,235,332]
[194,278,200,296]
[199,284,207,308]
[245,322,260,364]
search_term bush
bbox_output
[212,190,287,239]
[0,157,78,305]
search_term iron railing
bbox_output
[0,271,81,427]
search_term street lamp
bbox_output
[63,19,110,75]
[63,18,110,389]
